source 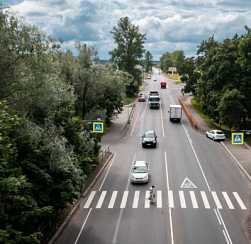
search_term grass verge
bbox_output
[166,73,181,80]
[190,98,232,138]
[123,96,136,105]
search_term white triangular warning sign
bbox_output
[181,178,197,188]
[234,135,241,142]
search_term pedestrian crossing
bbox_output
[83,190,247,210]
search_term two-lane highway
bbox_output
[55,69,250,244]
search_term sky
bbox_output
[2,0,251,60]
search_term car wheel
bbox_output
[142,144,145,148]
[213,137,215,141]
[206,134,208,138]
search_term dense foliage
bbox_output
[179,27,251,128]
[159,50,185,73]
[109,16,146,96]
[0,5,126,243]
[144,51,154,73]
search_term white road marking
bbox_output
[96,191,107,208]
[214,208,222,225]
[179,191,186,208]
[108,191,118,208]
[222,192,234,209]
[157,191,162,208]
[201,191,210,209]
[169,208,174,244]
[120,191,128,208]
[233,192,247,209]
[74,208,92,244]
[217,209,233,244]
[181,177,197,188]
[160,103,165,137]
[83,191,96,209]
[212,191,222,209]
[99,153,116,191]
[190,191,198,208]
[145,190,150,208]
[132,191,140,208]
[168,190,174,208]
[164,151,170,190]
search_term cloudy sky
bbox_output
[2,0,251,60]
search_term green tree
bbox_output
[170,50,185,72]
[109,16,146,95]
[218,89,246,128]
[144,51,154,73]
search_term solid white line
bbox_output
[120,191,128,208]
[212,191,222,209]
[145,191,150,208]
[190,191,198,208]
[160,103,165,138]
[214,208,222,225]
[108,191,118,209]
[169,208,174,244]
[233,192,247,210]
[157,191,162,208]
[217,209,233,244]
[222,192,234,209]
[201,191,210,209]
[99,153,116,191]
[130,102,142,136]
[181,122,211,191]
[83,191,96,209]
[179,191,186,208]
[164,151,170,190]
[132,191,140,208]
[96,191,107,208]
[168,190,174,208]
[74,208,92,244]
[223,230,230,244]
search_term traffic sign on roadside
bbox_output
[93,122,103,133]
[232,133,243,144]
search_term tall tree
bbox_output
[170,50,185,72]
[144,51,154,73]
[109,16,146,95]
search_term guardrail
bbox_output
[179,97,197,128]
[120,103,136,135]
[99,145,110,162]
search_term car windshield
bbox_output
[133,166,147,173]
[144,132,154,138]
[149,97,160,101]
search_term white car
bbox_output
[153,78,157,81]
[131,161,149,183]
[206,130,225,141]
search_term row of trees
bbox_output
[159,50,185,73]
[0,5,130,243]
[179,26,251,128]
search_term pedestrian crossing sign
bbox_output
[93,122,103,133]
[232,133,243,144]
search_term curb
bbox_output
[48,152,114,244]
[179,97,197,128]
[221,141,251,182]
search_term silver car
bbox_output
[131,161,149,183]
[206,130,225,141]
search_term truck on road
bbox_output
[169,105,182,122]
[161,82,166,88]
[149,91,160,109]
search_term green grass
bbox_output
[166,73,181,80]
[190,98,232,138]
[175,81,183,85]
[123,96,136,105]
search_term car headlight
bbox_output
[142,140,145,143]
[143,175,148,179]
[153,140,156,143]
[132,175,135,179]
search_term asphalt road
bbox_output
[55,69,251,244]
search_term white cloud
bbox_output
[2,0,251,59]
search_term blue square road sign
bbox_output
[232,133,243,144]
[93,122,103,133]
